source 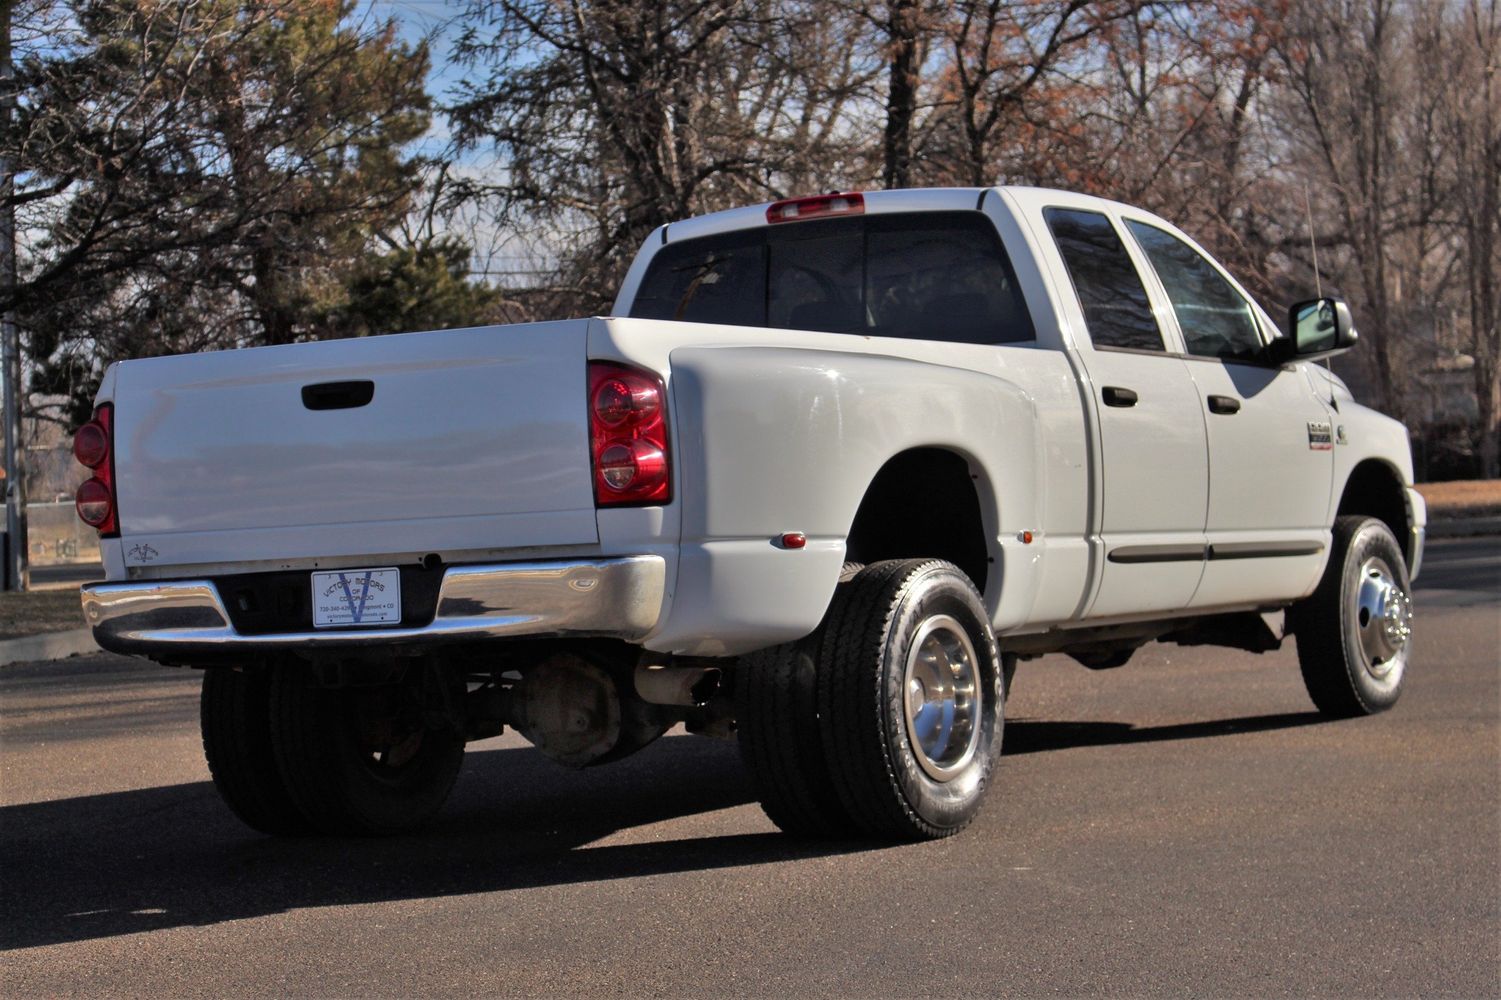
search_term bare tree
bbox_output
[449,0,877,313]
[921,0,1152,188]
[1274,0,1414,419]
[1446,0,1500,474]
[868,0,929,188]
[1076,1,1296,304]
[11,0,438,425]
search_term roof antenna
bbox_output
[1304,184,1323,299]
[1304,183,1335,372]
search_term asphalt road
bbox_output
[2,538,1497,997]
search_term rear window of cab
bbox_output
[629,211,1036,346]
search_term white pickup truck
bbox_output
[74,187,1424,841]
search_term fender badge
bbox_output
[1307,421,1334,451]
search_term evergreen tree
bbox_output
[8,0,488,426]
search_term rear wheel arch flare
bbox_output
[843,448,993,595]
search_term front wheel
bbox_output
[1291,516,1414,717]
[816,559,1004,840]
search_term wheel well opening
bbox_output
[1337,460,1408,543]
[844,449,989,593]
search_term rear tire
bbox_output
[268,665,465,835]
[201,665,310,836]
[816,559,1003,840]
[1292,516,1414,717]
[735,641,857,836]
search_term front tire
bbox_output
[268,665,465,835]
[816,559,1004,840]
[1292,516,1414,717]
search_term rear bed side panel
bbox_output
[648,343,1046,656]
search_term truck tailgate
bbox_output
[110,320,598,570]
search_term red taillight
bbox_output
[593,374,659,428]
[73,404,118,536]
[766,191,865,224]
[588,362,670,506]
[75,478,112,528]
[72,422,108,468]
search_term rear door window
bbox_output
[629,211,1035,345]
[1043,208,1165,352]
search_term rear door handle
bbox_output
[1207,394,1241,415]
[1102,386,1138,408]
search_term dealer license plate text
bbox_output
[311,568,402,627]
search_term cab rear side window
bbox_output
[629,211,1035,346]
[863,215,1034,344]
[1044,207,1165,352]
[628,232,767,328]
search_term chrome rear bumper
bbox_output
[80,556,665,659]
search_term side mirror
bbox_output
[1282,296,1358,362]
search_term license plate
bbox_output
[311,568,401,627]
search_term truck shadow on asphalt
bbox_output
[0,737,825,951]
[0,711,1324,950]
[1003,710,1324,754]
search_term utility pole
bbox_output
[1,0,27,591]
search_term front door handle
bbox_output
[1102,386,1138,408]
[1207,394,1241,415]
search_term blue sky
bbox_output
[356,0,470,156]
[354,2,556,279]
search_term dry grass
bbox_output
[0,590,87,640]
[1417,480,1501,516]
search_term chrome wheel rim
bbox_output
[1354,556,1412,679]
[903,615,982,782]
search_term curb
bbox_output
[0,628,98,667]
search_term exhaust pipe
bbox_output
[634,661,722,707]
